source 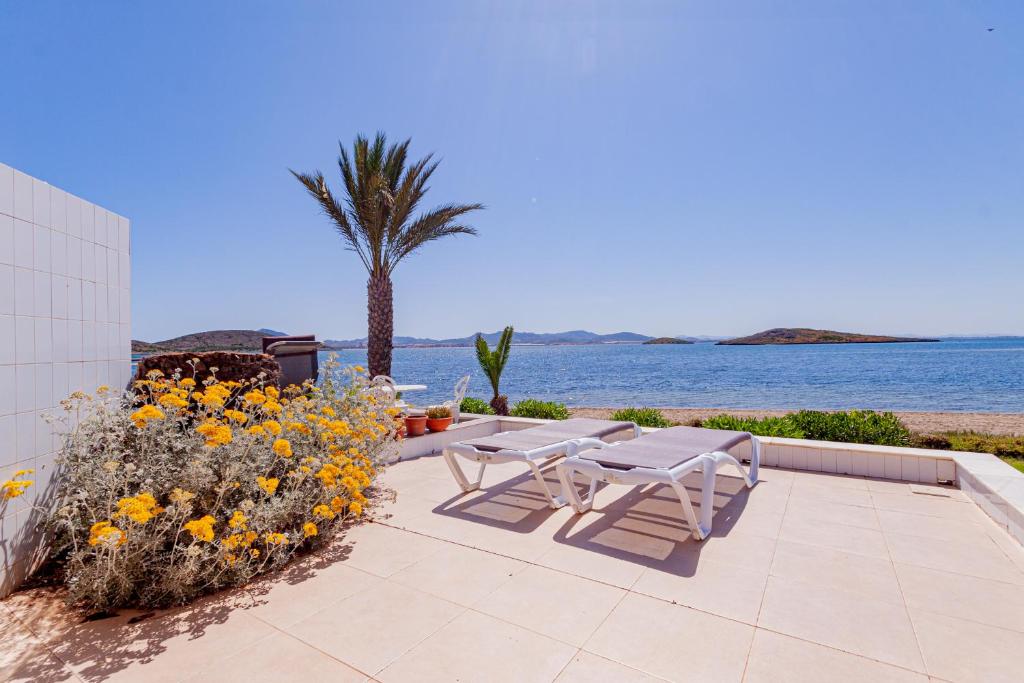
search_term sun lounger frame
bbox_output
[555,433,760,540]
[443,423,643,509]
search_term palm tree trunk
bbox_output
[367,273,393,378]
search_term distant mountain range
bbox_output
[323,329,667,348]
[132,327,975,354]
[132,328,718,353]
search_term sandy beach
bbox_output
[570,407,1024,436]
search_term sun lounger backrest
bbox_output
[580,426,751,470]
[462,418,635,453]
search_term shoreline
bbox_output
[569,407,1024,436]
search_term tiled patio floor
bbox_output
[4,455,1024,682]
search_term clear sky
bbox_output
[2,1,1021,341]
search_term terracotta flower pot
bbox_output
[426,416,453,433]
[403,415,427,437]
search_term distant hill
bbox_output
[643,337,694,345]
[324,330,655,348]
[717,328,940,346]
[132,329,287,354]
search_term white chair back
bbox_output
[371,375,405,409]
[450,374,471,424]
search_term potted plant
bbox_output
[425,405,453,432]
[403,412,427,437]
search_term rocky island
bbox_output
[643,337,694,345]
[717,328,940,346]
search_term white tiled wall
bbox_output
[0,163,131,595]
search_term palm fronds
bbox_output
[475,326,514,400]
[293,132,483,278]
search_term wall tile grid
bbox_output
[0,163,131,594]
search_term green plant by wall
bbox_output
[611,407,672,428]
[475,326,513,415]
[700,414,805,438]
[789,410,911,447]
[509,399,570,420]
[460,397,495,415]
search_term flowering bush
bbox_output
[47,356,400,610]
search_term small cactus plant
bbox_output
[425,405,452,419]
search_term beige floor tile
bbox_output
[876,508,988,543]
[784,497,880,530]
[757,576,924,672]
[555,507,699,564]
[535,541,648,589]
[790,471,869,490]
[555,650,665,682]
[870,491,978,519]
[51,607,279,683]
[866,478,965,499]
[389,543,527,606]
[788,482,873,507]
[885,531,1024,585]
[683,531,776,575]
[895,562,1024,632]
[335,522,447,577]
[474,565,626,646]
[911,609,1022,683]
[985,522,1024,574]
[0,610,82,682]
[185,630,369,682]
[585,593,753,682]
[769,540,903,603]
[777,516,889,559]
[286,581,463,674]
[743,629,926,682]
[631,556,768,624]
[376,609,576,683]
[236,562,383,628]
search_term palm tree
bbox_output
[292,133,483,378]
[475,326,514,415]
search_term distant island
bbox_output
[717,328,940,346]
[643,337,693,345]
[132,329,286,354]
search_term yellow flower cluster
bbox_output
[264,532,288,546]
[131,404,165,428]
[256,476,279,494]
[197,420,233,447]
[88,521,126,547]
[272,438,293,458]
[184,515,216,542]
[113,493,163,524]
[1,469,34,501]
[228,510,248,530]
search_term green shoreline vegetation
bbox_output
[460,400,1024,472]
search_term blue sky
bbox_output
[2,1,1022,340]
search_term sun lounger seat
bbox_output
[443,418,640,508]
[556,426,760,540]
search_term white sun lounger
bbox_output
[443,418,641,508]
[555,426,760,540]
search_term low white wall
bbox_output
[0,163,132,596]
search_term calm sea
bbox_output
[319,337,1024,412]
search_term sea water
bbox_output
[320,337,1024,412]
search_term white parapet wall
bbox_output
[0,163,132,596]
